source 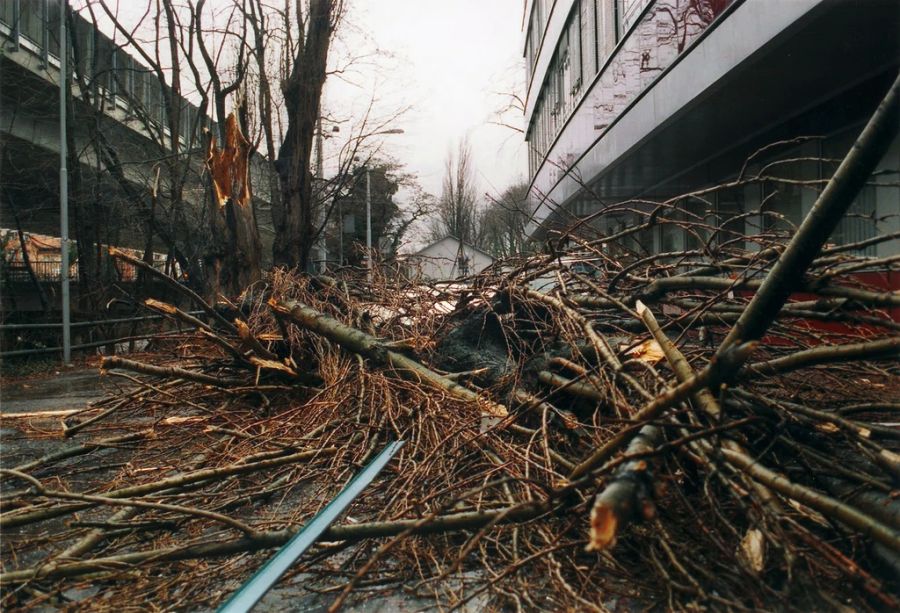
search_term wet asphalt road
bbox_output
[1,367,119,468]
[0,369,486,611]
[1,367,113,414]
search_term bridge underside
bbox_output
[0,52,175,251]
[0,130,155,251]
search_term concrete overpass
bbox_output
[0,0,276,260]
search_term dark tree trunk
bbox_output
[63,20,102,312]
[272,0,332,271]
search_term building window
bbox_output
[525,0,548,81]
[617,0,652,38]
[567,5,583,95]
[659,222,684,253]
[715,187,745,251]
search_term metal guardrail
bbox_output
[0,312,200,331]
[0,310,204,359]
[0,329,183,359]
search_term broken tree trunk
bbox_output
[270,299,508,417]
[101,356,244,388]
[205,112,262,297]
[587,424,662,551]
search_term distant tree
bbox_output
[479,181,535,258]
[382,182,435,257]
[329,161,400,267]
[429,138,482,247]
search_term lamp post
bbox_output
[314,120,340,272]
[60,0,71,365]
[365,167,372,282]
[364,128,404,283]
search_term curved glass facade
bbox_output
[525,0,733,198]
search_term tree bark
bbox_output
[100,356,243,388]
[272,0,333,270]
[587,425,661,551]
[270,299,508,417]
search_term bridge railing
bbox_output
[0,0,216,150]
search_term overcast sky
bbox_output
[95,0,527,211]
[328,0,528,199]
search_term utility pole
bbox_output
[365,167,372,283]
[60,0,71,365]
[362,128,404,285]
[338,200,344,267]
[313,118,326,273]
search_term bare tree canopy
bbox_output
[271,0,342,271]
[429,138,481,247]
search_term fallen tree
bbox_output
[2,77,899,611]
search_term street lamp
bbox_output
[364,128,404,283]
[314,120,341,273]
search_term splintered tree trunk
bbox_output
[205,113,262,297]
[272,0,332,271]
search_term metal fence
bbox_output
[0,310,204,359]
[2,260,78,282]
[1,259,177,282]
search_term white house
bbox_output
[406,236,494,281]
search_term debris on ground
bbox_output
[3,94,900,610]
[2,222,898,610]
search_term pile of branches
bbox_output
[1,232,897,609]
[2,83,899,612]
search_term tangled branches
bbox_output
[2,84,899,610]
[2,228,897,609]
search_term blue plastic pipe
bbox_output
[218,440,405,613]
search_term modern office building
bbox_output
[523,0,899,257]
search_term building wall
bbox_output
[522,0,899,258]
[524,0,735,181]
